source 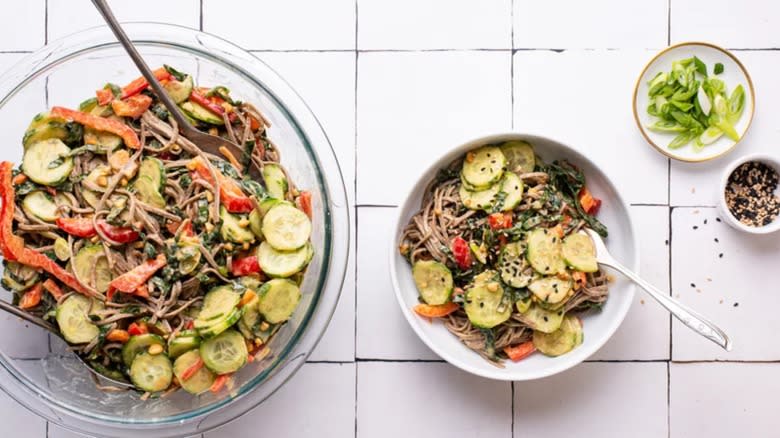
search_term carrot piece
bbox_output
[180,357,204,381]
[18,283,43,309]
[572,271,587,290]
[42,279,64,300]
[238,289,257,308]
[111,94,153,118]
[106,329,130,343]
[11,173,27,185]
[248,115,261,131]
[504,341,536,362]
[296,191,312,219]
[210,374,231,393]
[413,302,459,318]
[578,187,602,215]
[96,88,114,106]
[551,224,564,239]
[218,146,242,172]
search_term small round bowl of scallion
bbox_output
[633,42,755,162]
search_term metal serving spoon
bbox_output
[91,0,262,179]
[584,228,732,351]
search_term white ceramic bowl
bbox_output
[390,133,639,381]
[717,153,780,234]
[633,42,755,163]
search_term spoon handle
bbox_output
[91,0,193,131]
[600,259,733,352]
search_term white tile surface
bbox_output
[207,363,355,438]
[670,51,777,206]
[47,0,200,41]
[357,51,512,205]
[591,206,670,360]
[514,49,669,204]
[0,390,47,436]
[203,0,355,50]
[670,362,780,438]
[358,0,511,50]
[358,362,511,438]
[671,0,780,48]
[514,0,668,49]
[515,362,668,438]
[671,207,780,360]
[0,0,44,50]
[356,207,438,360]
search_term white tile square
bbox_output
[0,390,46,436]
[671,207,780,360]
[207,363,355,438]
[0,0,44,50]
[357,362,511,438]
[357,51,512,205]
[670,51,776,206]
[514,0,667,49]
[47,0,200,42]
[514,49,669,204]
[592,206,670,360]
[515,362,668,438]
[671,0,780,48]
[670,363,780,438]
[358,0,511,50]
[356,207,438,360]
[203,0,355,50]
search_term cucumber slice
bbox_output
[22,139,74,186]
[561,233,599,273]
[122,334,166,366]
[261,204,312,251]
[500,140,535,174]
[54,238,70,261]
[257,278,301,324]
[22,112,69,148]
[499,242,534,288]
[464,284,511,329]
[458,183,500,211]
[258,198,287,216]
[22,191,59,222]
[197,307,243,339]
[200,329,248,374]
[130,352,173,393]
[262,163,288,200]
[533,315,583,357]
[82,165,111,208]
[237,295,261,339]
[195,285,240,325]
[164,75,194,104]
[168,334,201,359]
[497,172,524,212]
[173,350,215,395]
[472,269,499,287]
[139,157,165,191]
[219,206,255,243]
[2,262,39,292]
[257,241,312,278]
[181,101,224,125]
[528,276,572,305]
[521,305,564,333]
[526,228,566,275]
[134,176,166,208]
[84,128,122,154]
[249,209,263,239]
[412,260,453,305]
[515,296,532,314]
[55,295,100,344]
[175,239,202,275]
[72,245,112,293]
[461,146,506,189]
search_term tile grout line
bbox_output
[353,2,359,436]
[667,361,671,438]
[510,381,515,438]
[199,0,204,31]
[510,0,515,131]
[667,0,671,46]
[44,0,49,45]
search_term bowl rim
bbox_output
[389,132,639,381]
[717,153,780,234]
[632,41,756,163]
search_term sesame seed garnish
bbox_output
[693,225,698,230]
[714,238,719,243]
[690,283,696,288]
[733,302,739,307]
[716,217,722,222]
[704,219,708,225]
[719,253,724,258]
[725,161,780,227]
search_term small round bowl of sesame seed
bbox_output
[718,154,780,234]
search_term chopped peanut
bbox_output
[487,282,499,292]
[205,191,214,202]
[97,175,108,187]
[106,329,130,343]
[238,218,250,228]
[259,321,270,331]
[205,222,215,232]
[148,344,164,355]
[108,149,131,171]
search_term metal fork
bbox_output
[91,0,261,179]
[584,229,732,351]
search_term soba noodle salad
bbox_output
[399,141,609,366]
[0,65,314,396]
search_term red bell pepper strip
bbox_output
[187,156,253,213]
[96,220,139,244]
[450,236,472,270]
[120,67,171,99]
[578,187,602,215]
[50,106,140,149]
[128,322,149,336]
[107,254,167,301]
[296,191,312,219]
[413,302,459,318]
[232,255,260,276]
[190,90,226,116]
[18,283,43,309]
[96,88,114,106]
[487,212,513,230]
[111,94,153,119]
[56,217,97,238]
[42,279,65,300]
[504,341,536,362]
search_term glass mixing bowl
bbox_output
[0,23,349,437]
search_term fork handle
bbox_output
[91,0,194,132]
[600,259,733,352]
